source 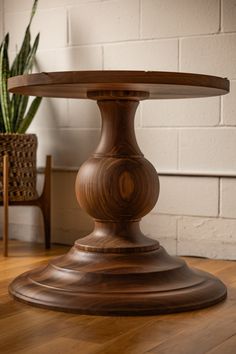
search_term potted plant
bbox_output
[0,0,41,201]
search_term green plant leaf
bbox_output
[24,33,40,73]
[0,33,11,132]
[29,0,39,27]
[1,0,41,133]
[10,0,39,76]
[17,96,42,133]
[10,26,31,77]
[13,94,29,131]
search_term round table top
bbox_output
[8,70,229,99]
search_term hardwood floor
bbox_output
[0,241,235,354]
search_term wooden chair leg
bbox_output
[40,155,51,249]
[3,155,9,257]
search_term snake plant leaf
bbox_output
[29,0,38,27]
[10,26,31,77]
[0,33,11,132]
[10,1,38,77]
[24,33,40,73]
[17,96,42,133]
[10,26,31,124]
[1,0,41,133]
[13,94,29,131]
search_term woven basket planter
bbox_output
[0,134,38,201]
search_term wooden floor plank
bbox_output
[0,241,235,354]
[206,334,236,354]
[14,337,102,354]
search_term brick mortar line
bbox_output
[52,30,236,48]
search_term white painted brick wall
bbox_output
[156,176,219,217]
[220,178,236,218]
[141,0,220,38]
[222,80,236,125]
[104,39,178,70]
[141,214,178,255]
[179,128,236,172]
[69,0,139,45]
[68,100,101,129]
[178,216,236,260]
[30,98,69,130]
[2,0,236,260]
[181,34,236,78]
[35,46,103,72]
[29,128,100,168]
[222,0,236,32]
[4,0,103,12]
[141,97,220,127]
[5,8,67,51]
[136,128,178,170]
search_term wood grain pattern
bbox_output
[8,70,229,99]
[1,241,236,354]
[8,71,229,315]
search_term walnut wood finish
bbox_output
[8,70,229,99]
[8,71,229,315]
[1,242,236,354]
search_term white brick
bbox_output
[141,213,177,239]
[141,97,220,127]
[30,128,100,168]
[4,12,28,52]
[69,0,139,45]
[8,206,42,226]
[179,128,236,172]
[155,176,219,217]
[52,208,93,244]
[142,0,219,39]
[29,98,68,131]
[222,0,236,32]
[4,0,51,11]
[0,206,43,243]
[222,80,236,125]
[136,128,178,170]
[178,216,236,259]
[8,223,44,243]
[141,214,177,255]
[220,178,236,218]
[5,8,67,52]
[104,39,178,71]
[68,100,101,128]
[36,46,103,72]
[4,0,102,12]
[181,34,236,79]
[68,100,141,129]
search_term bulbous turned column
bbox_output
[75,94,160,252]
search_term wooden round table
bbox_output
[8,71,229,315]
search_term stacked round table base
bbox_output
[8,71,229,315]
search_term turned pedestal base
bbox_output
[9,239,226,315]
[8,79,229,315]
